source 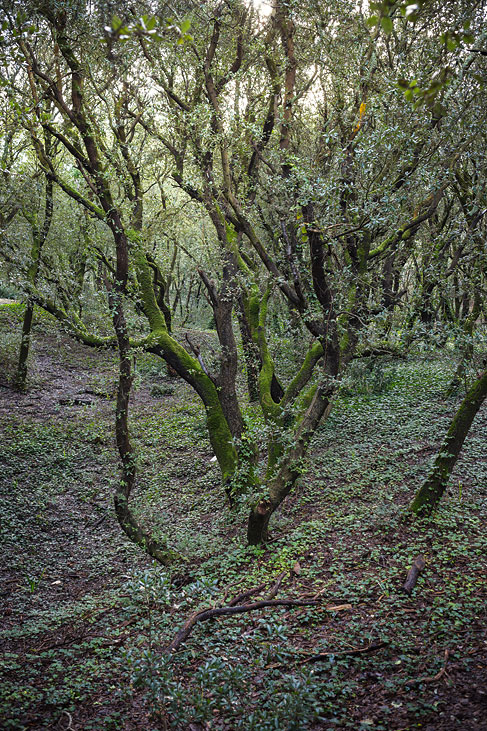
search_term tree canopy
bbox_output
[1,0,486,556]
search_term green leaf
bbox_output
[225,222,237,245]
[111,14,123,32]
[181,18,191,33]
[366,15,379,27]
[381,16,393,34]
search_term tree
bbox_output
[2,0,485,556]
[410,367,487,514]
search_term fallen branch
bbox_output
[298,640,387,665]
[403,556,426,595]
[167,598,319,653]
[267,641,387,669]
[266,571,287,600]
[91,513,107,529]
[227,583,267,606]
[411,649,450,685]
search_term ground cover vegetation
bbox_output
[0,0,486,728]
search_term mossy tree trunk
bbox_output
[247,378,335,544]
[15,302,35,392]
[410,368,487,515]
[134,248,242,485]
[24,13,177,564]
[236,293,260,402]
[245,275,337,544]
[14,167,53,391]
[445,291,481,397]
[197,254,245,441]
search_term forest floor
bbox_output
[0,303,486,731]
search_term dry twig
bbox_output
[411,649,450,685]
[267,641,387,669]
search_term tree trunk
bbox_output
[410,368,487,514]
[247,500,273,544]
[14,167,53,390]
[110,245,176,565]
[236,295,260,402]
[247,381,334,544]
[14,302,35,391]
[444,292,480,397]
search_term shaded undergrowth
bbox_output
[0,305,486,730]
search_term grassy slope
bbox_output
[0,304,486,730]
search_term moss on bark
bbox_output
[134,248,239,482]
[410,368,487,514]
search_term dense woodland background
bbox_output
[0,0,486,728]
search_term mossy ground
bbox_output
[0,304,486,730]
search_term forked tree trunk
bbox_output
[247,382,334,544]
[410,368,487,515]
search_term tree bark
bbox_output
[403,556,426,595]
[14,169,53,391]
[410,368,487,514]
[247,380,334,544]
[236,294,260,402]
[14,302,35,391]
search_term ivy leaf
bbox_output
[381,16,393,34]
